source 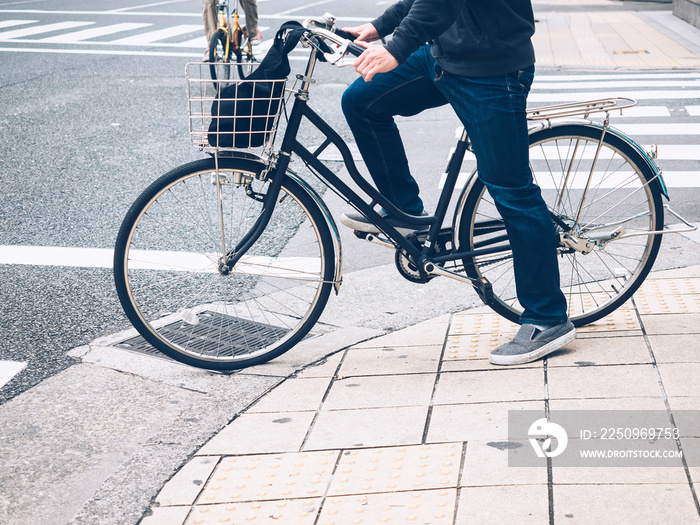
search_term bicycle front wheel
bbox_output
[459,123,664,327]
[234,26,255,78]
[114,157,336,370]
[209,29,231,84]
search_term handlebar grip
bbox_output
[333,28,357,41]
[346,42,366,57]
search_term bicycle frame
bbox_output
[224,43,501,295]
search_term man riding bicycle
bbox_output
[339,0,576,365]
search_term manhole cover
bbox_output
[114,310,300,359]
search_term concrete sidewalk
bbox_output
[139,264,700,525]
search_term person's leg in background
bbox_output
[239,0,262,44]
[202,0,217,44]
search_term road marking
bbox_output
[0,361,27,389]
[0,245,321,278]
[686,106,700,116]
[110,24,202,45]
[108,0,188,13]
[0,46,200,57]
[39,23,152,43]
[529,91,700,102]
[535,80,700,90]
[0,19,36,29]
[0,20,93,40]
[438,170,700,190]
[273,0,335,16]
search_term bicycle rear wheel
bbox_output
[114,157,335,370]
[459,123,664,327]
[209,29,231,85]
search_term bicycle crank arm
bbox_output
[423,263,494,305]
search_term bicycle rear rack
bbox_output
[527,97,637,121]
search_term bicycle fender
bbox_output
[285,171,344,293]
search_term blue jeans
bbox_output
[341,45,568,325]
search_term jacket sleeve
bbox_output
[375,0,465,64]
[371,0,414,38]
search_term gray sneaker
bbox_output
[339,210,428,236]
[489,321,576,365]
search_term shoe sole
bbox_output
[339,214,427,236]
[489,328,576,366]
[339,214,381,234]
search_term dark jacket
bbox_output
[372,0,536,77]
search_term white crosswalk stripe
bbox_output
[437,72,700,190]
[39,23,152,43]
[0,361,27,389]
[0,20,93,40]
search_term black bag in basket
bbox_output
[208,21,305,149]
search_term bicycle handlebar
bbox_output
[302,19,366,59]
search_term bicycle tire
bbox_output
[114,157,336,370]
[209,29,231,84]
[458,123,664,327]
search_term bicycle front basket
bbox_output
[186,63,287,152]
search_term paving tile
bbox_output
[186,498,321,524]
[667,397,700,413]
[635,278,700,314]
[141,505,190,525]
[303,406,428,450]
[547,364,662,399]
[247,377,332,413]
[296,352,344,378]
[553,484,700,524]
[352,317,450,349]
[322,374,435,410]
[197,412,315,455]
[649,334,700,363]
[156,456,219,506]
[640,313,700,335]
[552,464,687,485]
[440,357,542,371]
[443,333,542,364]
[548,397,668,411]
[546,335,651,367]
[658,363,700,398]
[455,485,549,524]
[426,401,544,442]
[326,443,462,496]
[197,451,339,504]
[683,438,700,483]
[338,345,442,376]
[460,440,548,487]
[433,369,544,405]
[448,311,520,336]
[318,489,456,524]
[575,304,640,334]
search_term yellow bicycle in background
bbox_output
[209,0,255,82]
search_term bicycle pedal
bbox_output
[475,276,493,305]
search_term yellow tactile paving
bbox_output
[449,312,520,336]
[635,278,700,314]
[186,498,321,525]
[317,489,457,525]
[576,303,640,333]
[327,443,463,496]
[197,451,339,504]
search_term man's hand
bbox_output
[353,45,399,82]
[341,23,380,43]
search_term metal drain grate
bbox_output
[115,310,295,359]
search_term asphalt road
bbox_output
[1,0,699,404]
